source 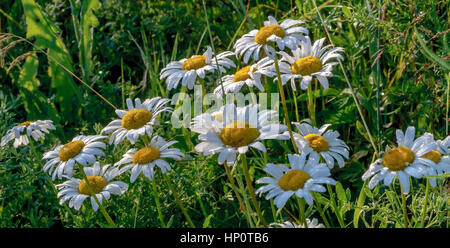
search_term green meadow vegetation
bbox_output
[0,0,448,228]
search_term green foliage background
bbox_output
[0,0,448,227]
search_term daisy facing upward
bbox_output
[292,122,349,169]
[234,16,308,63]
[276,36,344,91]
[362,126,437,194]
[191,103,288,166]
[1,120,55,148]
[101,97,172,145]
[256,153,336,209]
[213,57,275,97]
[417,133,450,187]
[160,46,236,90]
[42,135,107,180]
[56,162,128,211]
[115,134,184,183]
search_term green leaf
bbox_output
[414,27,450,71]
[353,181,368,228]
[202,214,214,228]
[22,0,81,121]
[356,120,370,142]
[79,0,101,82]
[342,6,352,19]
[335,182,347,203]
[16,53,60,123]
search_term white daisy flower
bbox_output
[42,135,107,180]
[256,153,336,209]
[436,135,450,155]
[101,97,172,145]
[160,46,236,90]
[1,120,55,148]
[276,36,344,91]
[270,218,325,228]
[292,123,349,169]
[191,103,288,166]
[417,133,450,187]
[115,135,184,183]
[213,57,275,97]
[362,126,437,194]
[234,16,307,63]
[56,162,128,211]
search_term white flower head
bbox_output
[115,135,184,183]
[1,120,55,148]
[276,36,344,91]
[270,218,325,228]
[292,123,349,169]
[234,16,307,63]
[417,133,450,187]
[191,103,289,166]
[56,162,128,211]
[101,97,172,145]
[213,57,275,97]
[256,153,336,209]
[160,46,236,90]
[362,126,437,194]
[42,135,107,180]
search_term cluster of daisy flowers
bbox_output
[157,14,450,228]
[1,96,181,214]
[155,15,351,227]
[1,13,449,228]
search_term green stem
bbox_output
[241,154,268,227]
[163,173,195,228]
[270,199,277,223]
[327,184,345,227]
[133,182,142,228]
[419,179,430,228]
[235,162,258,227]
[399,182,409,228]
[274,55,299,153]
[312,192,331,228]
[151,176,166,227]
[307,81,317,126]
[297,198,307,228]
[292,88,300,123]
[224,163,254,227]
[80,168,117,228]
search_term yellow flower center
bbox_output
[304,134,329,152]
[254,24,286,45]
[382,146,415,171]
[219,121,260,148]
[421,150,442,164]
[58,141,85,161]
[18,121,31,127]
[132,147,161,164]
[121,109,153,130]
[278,169,311,191]
[181,55,207,71]
[212,112,223,122]
[291,56,323,76]
[233,66,257,82]
[78,176,108,195]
